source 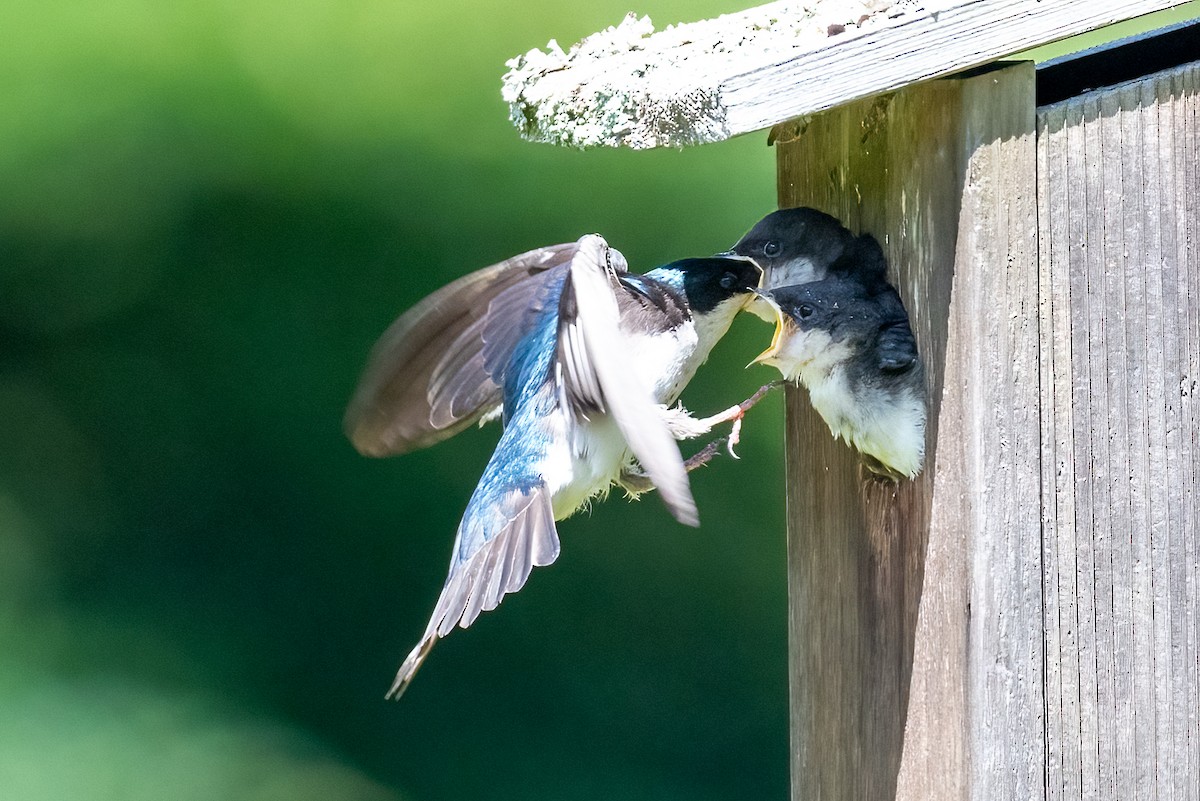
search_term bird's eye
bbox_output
[797,304,814,319]
[763,241,781,257]
[719,271,738,289]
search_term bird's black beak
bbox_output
[717,248,770,276]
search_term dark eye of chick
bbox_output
[763,241,781,257]
[719,271,738,289]
[797,304,814,319]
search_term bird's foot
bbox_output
[617,437,732,499]
[682,437,726,471]
[691,380,784,458]
[616,467,654,498]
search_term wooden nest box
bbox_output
[504,1,1200,799]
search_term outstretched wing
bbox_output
[556,235,699,527]
[344,243,579,457]
[388,479,557,699]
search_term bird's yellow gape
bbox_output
[746,292,787,366]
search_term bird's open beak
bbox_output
[749,291,785,366]
[744,284,779,324]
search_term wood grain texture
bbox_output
[777,62,1044,801]
[957,68,1045,801]
[777,46,1198,801]
[502,0,1195,149]
[1036,61,1200,801]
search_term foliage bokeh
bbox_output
[0,2,788,799]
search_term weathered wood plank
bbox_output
[502,0,1195,149]
[1066,94,1103,801]
[960,65,1044,801]
[1036,59,1200,801]
[1094,87,1123,801]
[778,61,1043,801]
[1175,64,1200,801]
[1121,77,1158,801]
[1039,99,1087,801]
[1146,70,1180,801]
[778,78,961,801]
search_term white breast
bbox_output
[628,295,750,405]
[624,321,700,405]
[539,408,628,519]
[544,296,748,518]
[809,368,926,479]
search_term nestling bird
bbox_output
[722,205,926,479]
[723,205,887,293]
[752,272,926,480]
[344,235,763,697]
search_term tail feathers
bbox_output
[386,484,559,699]
[387,635,436,700]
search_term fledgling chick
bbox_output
[723,206,886,292]
[753,274,926,480]
[344,235,762,697]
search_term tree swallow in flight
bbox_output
[344,236,762,697]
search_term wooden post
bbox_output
[775,62,1044,801]
[1037,61,1200,801]
[777,57,1200,801]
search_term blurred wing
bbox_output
[424,263,569,428]
[556,236,699,527]
[387,482,557,699]
[344,243,580,456]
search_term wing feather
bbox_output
[479,265,572,384]
[345,243,579,456]
[386,483,558,699]
[425,315,491,425]
[873,288,920,372]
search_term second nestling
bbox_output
[724,207,928,480]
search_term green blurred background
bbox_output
[3,1,1198,799]
[0,2,783,799]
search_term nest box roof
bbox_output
[501,0,1194,149]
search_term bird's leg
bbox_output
[657,380,784,442]
[620,381,783,499]
[690,380,785,458]
[681,436,727,471]
[617,438,729,498]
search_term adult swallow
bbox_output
[344,235,762,697]
[753,273,926,479]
